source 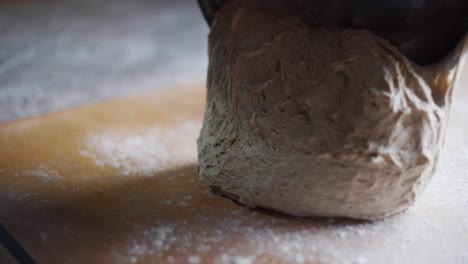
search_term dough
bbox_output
[197,0,468,219]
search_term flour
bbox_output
[80,121,200,176]
[187,255,201,264]
[18,164,60,180]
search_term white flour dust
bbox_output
[16,164,60,180]
[80,121,200,176]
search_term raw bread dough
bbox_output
[197,0,468,219]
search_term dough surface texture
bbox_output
[197,0,468,219]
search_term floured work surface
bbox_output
[1,82,468,264]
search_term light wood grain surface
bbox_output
[1,68,468,263]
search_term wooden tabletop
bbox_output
[1,78,468,263]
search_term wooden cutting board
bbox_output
[1,83,468,264]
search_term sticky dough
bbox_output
[197,0,468,219]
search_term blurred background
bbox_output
[1,0,467,124]
[0,0,209,123]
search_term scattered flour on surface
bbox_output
[217,255,255,264]
[17,164,60,179]
[80,121,200,176]
[187,255,201,264]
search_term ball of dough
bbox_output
[197,0,468,219]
